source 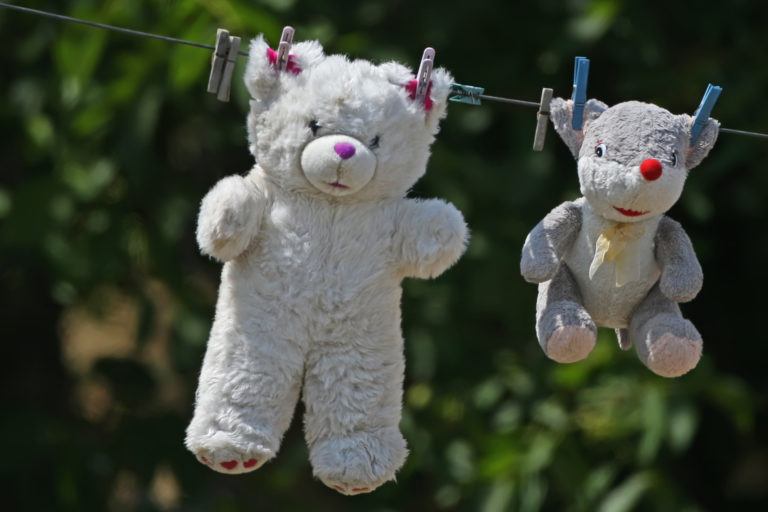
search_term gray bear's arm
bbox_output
[520,201,582,283]
[655,216,703,302]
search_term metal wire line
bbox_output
[2,1,767,140]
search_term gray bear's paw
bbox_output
[645,332,702,378]
[545,325,596,363]
[186,427,276,475]
[310,427,408,495]
[637,313,702,378]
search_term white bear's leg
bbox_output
[536,266,597,363]
[629,284,702,378]
[303,334,407,495]
[185,307,305,474]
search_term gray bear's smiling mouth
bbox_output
[613,206,649,217]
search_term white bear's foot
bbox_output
[633,313,702,378]
[544,325,597,363]
[186,427,276,475]
[310,427,407,495]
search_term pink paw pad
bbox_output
[220,460,238,470]
[351,487,371,493]
[243,458,258,468]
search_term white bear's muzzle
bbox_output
[301,135,377,196]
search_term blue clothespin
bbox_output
[571,56,590,130]
[449,83,485,105]
[690,83,723,142]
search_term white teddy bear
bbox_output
[185,34,468,495]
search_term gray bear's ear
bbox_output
[550,97,609,158]
[682,115,720,169]
[244,35,325,103]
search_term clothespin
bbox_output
[207,28,241,102]
[414,47,435,104]
[690,83,723,142]
[571,56,590,130]
[449,83,485,105]
[533,87,553,151]
[274,26,295,72]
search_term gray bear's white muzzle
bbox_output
[301,135,377,196]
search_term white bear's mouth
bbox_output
[613,206,650,218]
[324,180,350,190]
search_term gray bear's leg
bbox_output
[185,306,305,474]
[536,266,596,363]
[629,284,702,377]
[303,330,408,496]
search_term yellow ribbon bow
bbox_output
[589,222,646,287]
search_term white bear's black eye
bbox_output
[369,135,380,149]
[308,120,321,136]
[595,143,607,157]
[670,151,677,166]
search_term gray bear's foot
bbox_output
[634,313,702,378]
[186,425,276,475]
[310,426,407,495]
[545,324,597,363]
[537,300,597,363]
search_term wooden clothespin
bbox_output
[532,87,553,151]
[207,28,241,102]
[690,83,723,142]
[571,56,590,130]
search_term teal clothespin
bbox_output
[449,83,485,106]
[690,83,723,142]
[571,56,590,130]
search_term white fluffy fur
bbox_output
[186,34,467,494]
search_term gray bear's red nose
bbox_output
[334,142,356,160]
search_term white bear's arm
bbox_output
[655,216,703,303]
[393,199,468,279]
[520,201,582,283]
[196,174,267,262]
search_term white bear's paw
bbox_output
[187,428,275,475]
[645,333,702,378]
[545,325,596,363]
[310,427,408,495]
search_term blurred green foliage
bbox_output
[2,0,768,510]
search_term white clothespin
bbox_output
[207,28,241,102]
[532,87,553,151]
[414,47,435,104]
[275,26,295,72]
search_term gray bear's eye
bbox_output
[369,135,380,149]
[308,120,321,136]
[595,143,607,158]
[671,151,678,166]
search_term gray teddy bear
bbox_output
[520,98,719,377]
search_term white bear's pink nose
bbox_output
[640,158,663,181]
[334,142,356,160]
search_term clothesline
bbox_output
[1,1,767,140]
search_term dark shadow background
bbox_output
[1,0,767,510]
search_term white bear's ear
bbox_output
[550,97,609,158]
[381,61,454,133]
[422,67,454,133]
[681,115,720,170]
[243,34,325,102]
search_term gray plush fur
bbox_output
[521,98,719,377]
